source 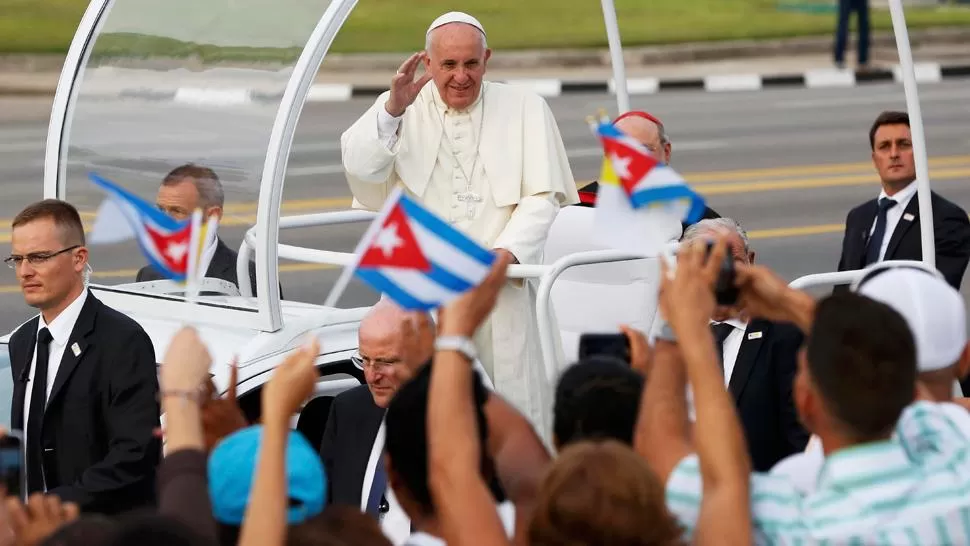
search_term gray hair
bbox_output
[162,164,225,209]
[681,217,750,252]
[425,24,488,53]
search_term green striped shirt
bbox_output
[666,402,970,544]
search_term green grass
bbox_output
[2,0,970,57]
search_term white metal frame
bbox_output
[252,0,360,331]
[43,0,115,199]
[600,0,629,113]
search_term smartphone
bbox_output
[707,241,739,306]
[0,431,23,498]
[578,333,630,363]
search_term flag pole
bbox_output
[323,187,404,308]
[185,209,203,302]
[887,0,934,267]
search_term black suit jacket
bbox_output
[837,191,970,289]
[576,181,720,231]
[136,238,259,296]
[9,292,161,514]
[728,319,809,472]
[319,385,384,508]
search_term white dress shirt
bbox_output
[363,369,497,545]
[22,288,89,489]
[401,501,517,546]
[713,317,748,387]
[870,180,918,262]
[377,108,403,149]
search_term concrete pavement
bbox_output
[0,81,969,334]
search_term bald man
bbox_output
[320,300,494,543]
[577,111,719,228]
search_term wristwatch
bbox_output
[654,321,678,343]
[435,336,478,362]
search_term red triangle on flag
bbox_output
[145,223,191,273]
[602,137,657,195]
[359,204,431,271]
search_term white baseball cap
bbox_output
[855,265,967,372]
[427,11,487,39]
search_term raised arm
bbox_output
[428,255,514,546]
[660,239,752,546]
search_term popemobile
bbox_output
[0,0,938,445]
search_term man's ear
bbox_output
[747,249,756,265]
[206,206,224,221]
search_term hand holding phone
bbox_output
[578,333,631,363]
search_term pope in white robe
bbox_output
[340,11,578,437]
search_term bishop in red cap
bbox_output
[577,110,719,227]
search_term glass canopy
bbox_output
[46,0,357,331]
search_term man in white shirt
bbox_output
[679,218,808,471]
[340,11,579,437]
[836,110,970,290]
[771,263,970,493]
[384,362,515,546]
[6,199,159,513]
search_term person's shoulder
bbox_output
[759,319,804,344]
[91,294,150,338]
[8,317,39,344]
[487,81,545,106]
[846,198,877,219]
[929,191,968,217]
[333,384,375,409]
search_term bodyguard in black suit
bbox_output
[137,238,258,296]
[134,164,263,295]
[6,200,160,514]
[320,384,385,508]
[837,111,970,289]
[684,218,809,471]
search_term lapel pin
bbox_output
[747,332,763,340]
[903,213,915,222]
[71,342,80,357]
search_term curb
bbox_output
[121,62,969,105]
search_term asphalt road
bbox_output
[1,80,969,335]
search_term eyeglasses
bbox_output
[351,352,400,374]
[4,246,80,269]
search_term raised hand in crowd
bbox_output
[734,261,816,333]
[429,252,513,546]
[5,494,78,546]
[238,338,320,546]
[159,327,212,454]
[658,238,752,546]
[200,358,248,452]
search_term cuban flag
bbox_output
[589,115,707,254]
[87,173,193,281]
[325,187,495,311]
[595,118,705,219]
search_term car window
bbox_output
[0,343,11,428]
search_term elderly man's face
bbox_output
[156,178,222,222]
[695,228,754,322]
[358,322,414,409]
[424,23,490,111]
[615,116,671,164]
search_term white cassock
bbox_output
[341,80,578,436]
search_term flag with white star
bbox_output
[88,172,194,281]
[324,187,495,311]
[589,115,707,253]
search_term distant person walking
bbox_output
[834,0,870,69]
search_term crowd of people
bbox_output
[4,8,970,546]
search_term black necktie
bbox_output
[711,322,734,374]
[26,328,52,494]
[865,198,898,266]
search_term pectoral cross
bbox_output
[455,189,483,220]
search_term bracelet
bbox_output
[158,388,207,404]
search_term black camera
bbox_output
[578,333,631,364]
[707,241,739,306]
